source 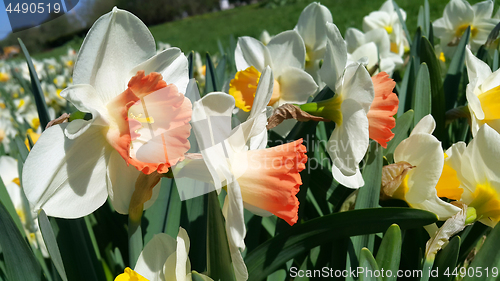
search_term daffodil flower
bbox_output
[435,124,500,227]
[363,0,408,56]
[345,28,404,76]
[294,2,333,86]
[115,227,213,281]
[299,22,374,189]
[22,7,191,219]
[433,0,499,57]
[230,30,318,117]
[188,68,307,280]
[465,46,500,136]
[392,115,461,220]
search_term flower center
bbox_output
[392,175,409,201]
[434,153,463,200]
[455,24,478,38]
[469,182,500,223]
[229,66,280,112]
[478,85,500,121]
[384,25,393,34]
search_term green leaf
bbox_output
[0,200,41,281]
[458,223,488,263]
[18,38,51,130]
[163,182,182,238]
[143,178,174,245]
[397,57,416,117]
[245,208,438,281]
[425,0,431,43]
[392,1,411,48]
[38,210,68,281]
[359,248,382,281]
[187,51,194,79]
[205,53,219,94]
[349,142,384,271]
[443,27,470,110]
[430,236,460,281]
[14,135,29,163]
[413,63,432,127]
[417,6,425,37]
[206,191,236,281]
[384,110,414,163]
[215,54,227,89]
[419,37,446,143]
[180,193,208,271]
[463,223,500,281]
[375,224,402,281]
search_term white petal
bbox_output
[349,42,379,73]
[295,2,333,51]
[22,124,110,218]
[129,47,189,95]
[331,167,364,189]
[0,155,19,184]
[339,63,374,113]
[135,233,176,281]
[249,66,273,120]
[319,23,347,90]
[394,133,443,205]
[327,99,369,178]
[230,243,249,281]
[472,0,494,19]
[445,0,474,28]
[73,7,156,104]
[277,67,318,105]
[267,30,306,76]
[465,46,492,86]
[235,37,272,72]
[106,151,163,215]
[411,114,436,135]
[175,227,190,281]
[411,196,461,220]
[225,178,246,251]
[345,28,366,53]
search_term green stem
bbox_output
[128,213,143,268]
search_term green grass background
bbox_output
[33,0,487,59]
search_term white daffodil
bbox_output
[363,0,408,56]
[259,30,273,45]
[393,115,461,220]
[294,2,333,86]
[434,124,500,227]
[187,68,307,280]
[433,0,499,57]
[115,228,213,281]
[230,30,318,111]
[22,7,191,219]
[0,156,48,257]
[345,28,404,76]
[465,46,500,136]
[300,22,374,189]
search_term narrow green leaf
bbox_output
[397,57,415,117]
[181,193,208,271]
[458,223,488,263]
[359,248,382,281]
[187,51,194,79]
[215,54,227,89]
[163,182,182,238]
[205,53,219,94]
[375,224,402,281]
[430,236,460,281]
[493,49,499,71]
[14,135,29,163]
[0,201,41,281]
[417,6,425,37]
[392,1,411,47]
[128,217,143,268]
[39,210,68,281]
[463,223,500,281]
[424,0,431,42]
[443,27,470,110]
[384,110,414,163]
[18,38,51,130]
[420,37,446,142]
[206,191,236,281]
[245,208,438,280]
[143,178,174,245]
[413,63,432,127]
[349,142,384,268]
